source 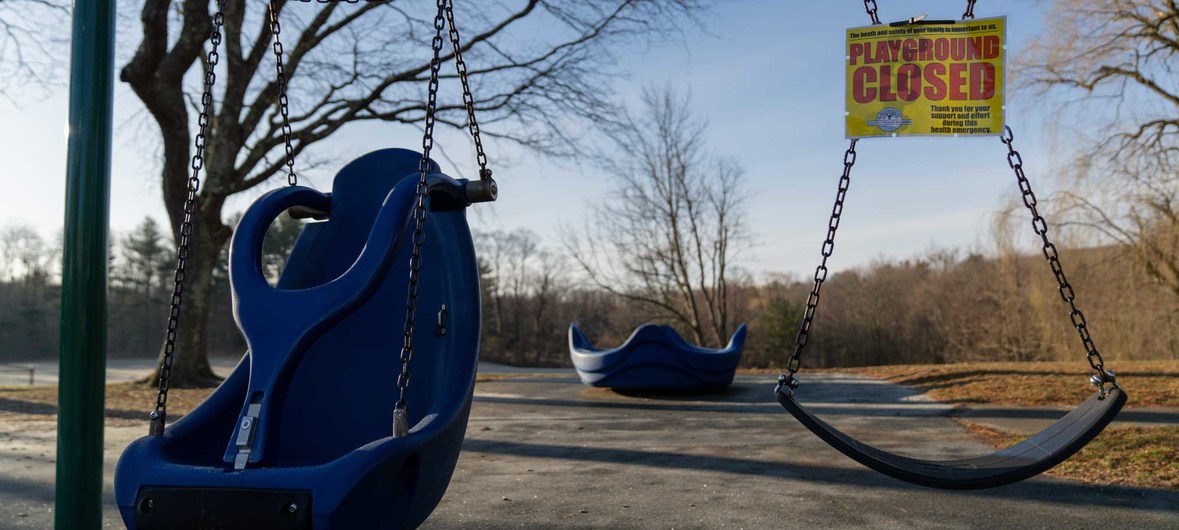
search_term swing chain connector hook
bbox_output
[777,373,801,397]
[149,411,165,436]
[1089,369,1118,399]
[862,0,881,25]
[393,407,410,438]
[465,169,498,203]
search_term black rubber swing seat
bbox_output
[777,386,1126,490]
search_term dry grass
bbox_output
[847,360,1179,407]
[0,373,566,422]
[959,420,1179,490]
[0,373,568,422]
[0,382,215,425]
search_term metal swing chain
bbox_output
[150,0,227,436]
[269,0,299,186]
[999,126,1115,392]
[962,0,977,20]
[392,0,448,438]
[780,0,881,393]
[778,141,859,393]
[863,0,881,25]
[444,0,494,187]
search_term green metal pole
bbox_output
[55,0,116,528]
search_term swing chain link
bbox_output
[150,0,227,436]
[1000,126,1114,390]
[863,0,881,25]
[444,0,494,189]
[269,1,299,186]
[394,0,448,436]
[780,139,859,393]
[962,0,977,20]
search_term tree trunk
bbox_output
[152,210,227,388]
[150,126,230,388]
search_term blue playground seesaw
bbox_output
[569,323,747,390]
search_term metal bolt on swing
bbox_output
[777,374,800,395]
[392,408,410,438]
[1090,370,1117,398]
[148,411,164,436]
[466,169,498,203]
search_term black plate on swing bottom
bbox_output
[134,487,312,530]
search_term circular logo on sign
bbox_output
[867,107,912,132]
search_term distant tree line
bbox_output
[476,230,1179,368]
[1,218,1175,367]
[0,215,304,361]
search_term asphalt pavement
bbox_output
[0,371,1175,529]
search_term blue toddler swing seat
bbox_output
[115,149,482,529]
[569,323,747,389]
[117,1,497,526]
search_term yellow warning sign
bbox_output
[846,17,1006,138]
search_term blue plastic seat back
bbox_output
[240,148,474,466]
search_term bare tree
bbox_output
[566,87,747,348]
[473,228,570,364]
[123,0,706,386]
[0,224,51,283]
[528,249,567,363]
[1019,0,1179,301]
[476,229,535,357]
[0,0,67,99]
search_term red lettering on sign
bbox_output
[897,63,921,101]
[850,42,864,65]
[923,63,947,100]
[983,35,1000,59]
[949,63,968,100]
[934,38,949,61]
[969,62,996,99]
[901,39,918,62]
[918,39,934,61]
[853,66,877,103]
[878,65,896,101]
[887,40,902,62]
[950,39,966,61]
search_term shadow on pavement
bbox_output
[462,438,1179,512]
[474,377,955,417]
[0,396,163,423]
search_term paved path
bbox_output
[1,373,1176,529]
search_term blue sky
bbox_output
[0,1,1056,278]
